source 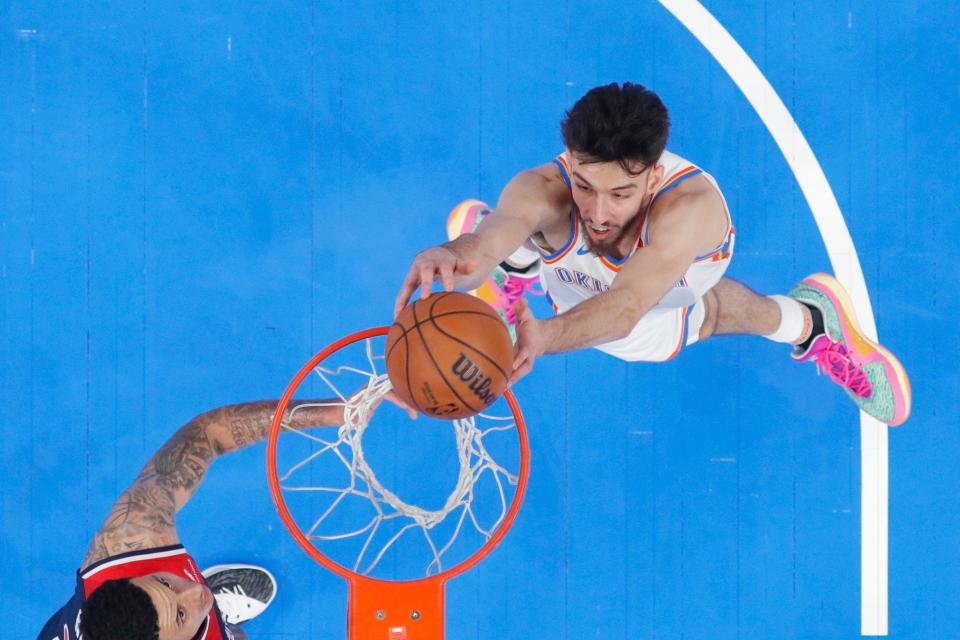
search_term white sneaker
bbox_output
[202,564,277,625]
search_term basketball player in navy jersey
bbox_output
[37,400,345,640]
[394,82,910,426]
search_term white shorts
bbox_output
[592,297,707,362]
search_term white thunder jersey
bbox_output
[529,150,735,362]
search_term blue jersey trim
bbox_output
[601,249,631,267]
[539,210,578,261]
[694,226,734,261]
[553,158,572,188]
[650,168,703,206]
[540,157,579,262]
[680,304,693,348]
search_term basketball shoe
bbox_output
[202,564,277,625]
[789,273,911,426]
[446,199,543,342]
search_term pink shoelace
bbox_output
[499,276,544,324]
[813,340,873,399]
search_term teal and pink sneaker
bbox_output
[789,273,911,426]
[446,199,543,342]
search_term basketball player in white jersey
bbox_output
[394,82,910,426]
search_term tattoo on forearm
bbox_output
[225,406,273,448]
[217,400,344,451]
[112,481,177,531]
[153,421,215,492]
[284,401,345,430]
[83,399,343,568]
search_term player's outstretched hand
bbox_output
[360,387,418,421]
[394,245,476,318]
[510,298,544,385]
[384,389,418,420]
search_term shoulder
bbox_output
[516,162,573,223]
[649,173,725,229]
[646,173,728,254]
[655,172,720,207]
[522,161,570,197]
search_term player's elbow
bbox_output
[185,406,238,456]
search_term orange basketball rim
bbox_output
[266,327,531,640]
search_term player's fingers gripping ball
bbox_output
[386,292,513,418]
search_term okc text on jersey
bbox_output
[553,267,611,293]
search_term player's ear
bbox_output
[646,163,664,194]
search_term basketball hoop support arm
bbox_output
[348,575,447,640]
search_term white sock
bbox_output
[765,295,810,344]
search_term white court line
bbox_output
[657,1,888,635]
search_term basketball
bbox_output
[386,292,514,419]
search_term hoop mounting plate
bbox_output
[348,574,446,640]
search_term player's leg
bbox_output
[697,278,784,339]
[447,200,543,341]
[699,275,910,426]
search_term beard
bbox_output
[580,207,645,258]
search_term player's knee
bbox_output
[699,289,719,340]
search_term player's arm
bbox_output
[513,182,726,376]
[393,163,566,316]
[459,165,569,287]
[81,400,342,569]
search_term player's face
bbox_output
[568,153,662,256]
[130,572,214,640]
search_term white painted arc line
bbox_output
[656,0,877,336]
[656,1,888,635]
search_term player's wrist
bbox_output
[441,234,478,261]
[532,316,559,356]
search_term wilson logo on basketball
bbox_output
[451,352,496,406]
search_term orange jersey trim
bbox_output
[664,307,690,361]
[657,165,700,192]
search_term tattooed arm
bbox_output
[81,400,343,569]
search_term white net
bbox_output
[276,337,522,578]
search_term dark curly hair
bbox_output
[79,579,159,640]
[561,82,670,174]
